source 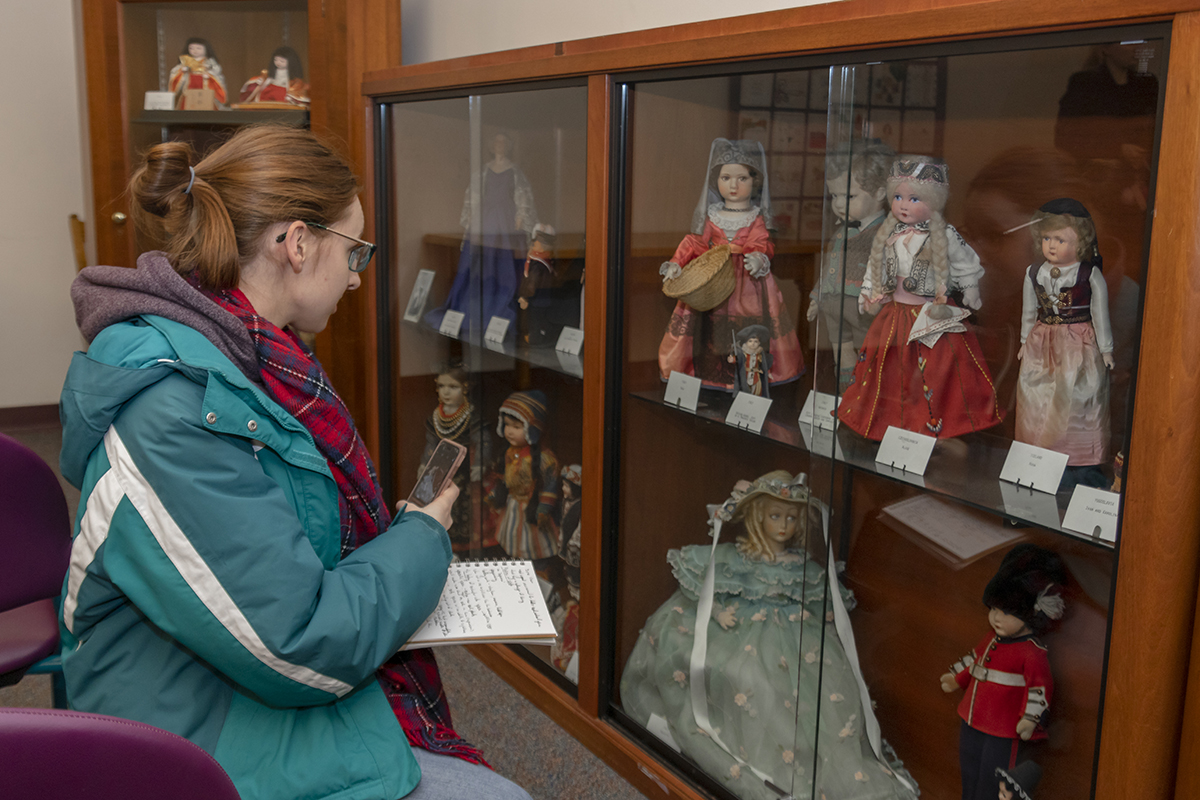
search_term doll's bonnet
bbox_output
[690,138,774,234]
[712,470,812,525]
[982,544,1067,631]
[497,390,549,445]
[887,155,950,209]
[996,760,1042,800]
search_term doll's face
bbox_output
[562,481,575,500]
[827,173,885,223]
[760,498,801,552]
[435,375,465,411]
[1041,226,1081,267]
[891,182,933,225]
[717,164,754,207]
[989,607,1032,638]
[188,42,207,59]
[502,415,529,447]
[274,55,288,70]
[492,134,512,159]
[998,782,1014,800]
[741,336,762,354]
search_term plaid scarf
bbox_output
[202,285,487,766]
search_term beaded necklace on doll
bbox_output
[434,401,472,439]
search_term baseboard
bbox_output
[0,404,60,429]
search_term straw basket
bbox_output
[662,244,734,312]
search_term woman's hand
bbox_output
[397,481,460,531]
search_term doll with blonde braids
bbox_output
[838,156,1003,440]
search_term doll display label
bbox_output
[439,310,465,338]
[999,441,1069,494]
[1062,487,1121,543]
[664,371,702,412]
[725,393,772,433]
[404,269,435,322]
[143,91,174,111]
[799,420,844,461]
[645,713,682,753]
[1000,480,1064,531]
[797,390,840,432]
[484,316,510,344]
[875,426,936,475]
[555,326,584,355]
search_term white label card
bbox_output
[645,713,682,753]
[404,269,435,322]
[1000,480,1063,530]
[438,310,465,338]
[1062,486,1121,543]
[725,392,772,433]
[874,426,936,475]
[999,441,1069,494]
[556,326,584,355]
[798,390,840,431]
[144,91,175,111]
[800,421,844,460]
[484,316,510,343]
[664,371,702,412]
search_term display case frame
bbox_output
[363,2,1200,798]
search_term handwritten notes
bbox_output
[439,310,466,338]
[999,441,1068,494]
[875,426,936,475]
[401,560,557,649]
[725,392,772,433]
[1062,486,1121,543]
[664,371,702,412]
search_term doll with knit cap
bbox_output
[487,390,560,561]
[837,156,1003,439]
[940,544,1066,800]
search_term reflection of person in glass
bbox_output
[621,471,918,800]
[239,46,311,108]
[426,132,537,336]
[168,37,226,109]
[1055,43,1158,163]
[1016,199,1112,488]
[838,156,1002,440]
[658,138,803,391]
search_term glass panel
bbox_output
[384,85,588,684]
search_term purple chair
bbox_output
[0,707,241,799]
[0,432,72,693]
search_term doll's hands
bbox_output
[806,298,818,322]
[939,672,958,693]
[659,261,682,282]
[1102,352,1115,369]
[1017,344,1025,361]
[1016,718,1037,740]
[743,252,771,279]
[518,297,529,310]
[961,286,982,310]
[399,481,460,532]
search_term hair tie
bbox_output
[183,166,196,195]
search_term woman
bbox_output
[59,125,529,800]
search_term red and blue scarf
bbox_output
[203,285,487,767]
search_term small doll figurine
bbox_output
[807,140,894,390]
[838,156,1003,439]
[622,471,918,800]
[420,364,486,552]
[1016,199,1113,489]
[426,132,537,337]
[168,38,226,110]
[658,138,804,392]
[996,761,1042,800]
[238,46,310,108]
[727,324,772,398]
[487,390,560,562]
[940,544,1066,800]
[517,224,579,345]
[551,464,582,680]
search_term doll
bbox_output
[727,324,772,398]
[806,140,894,390]
[837,156,1003,440]
[487,390,559,561]
[621,471,918,800]
[426,132,537,337]
[551,464,582,679]
[168,38,226,109]
[238,46,310,107]
[658,138,804,392]
[517,224,580,345]
[996,761,1041,800]
[940,544,1066,800]
[420,364,487,552]
[1015,199,1113,488]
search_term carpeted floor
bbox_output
[1,423,645,800]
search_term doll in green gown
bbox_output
[620,471,918,800]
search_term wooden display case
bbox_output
[363,2,1200,799]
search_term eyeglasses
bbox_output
[275,222,376,273]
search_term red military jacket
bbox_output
[951,632,1052,740]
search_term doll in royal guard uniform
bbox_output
[837,156,1003,439]
[1016,199,1113,491]
[486,390,559,564]
[658,138,803,392]
[807,140,895,390]
[941,545,1066,800]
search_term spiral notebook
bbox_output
[400,559,558,649]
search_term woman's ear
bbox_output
[280,221,309,274]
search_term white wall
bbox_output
[0,1,87,408]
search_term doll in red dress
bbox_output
[168,38,226,110]
[837,156,1003,439]
[238,46,311,108]
[940,545,1066,800]
[658,138,803,391]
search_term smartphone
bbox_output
[407,439,467,506]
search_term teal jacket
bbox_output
[59,314,451,800]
